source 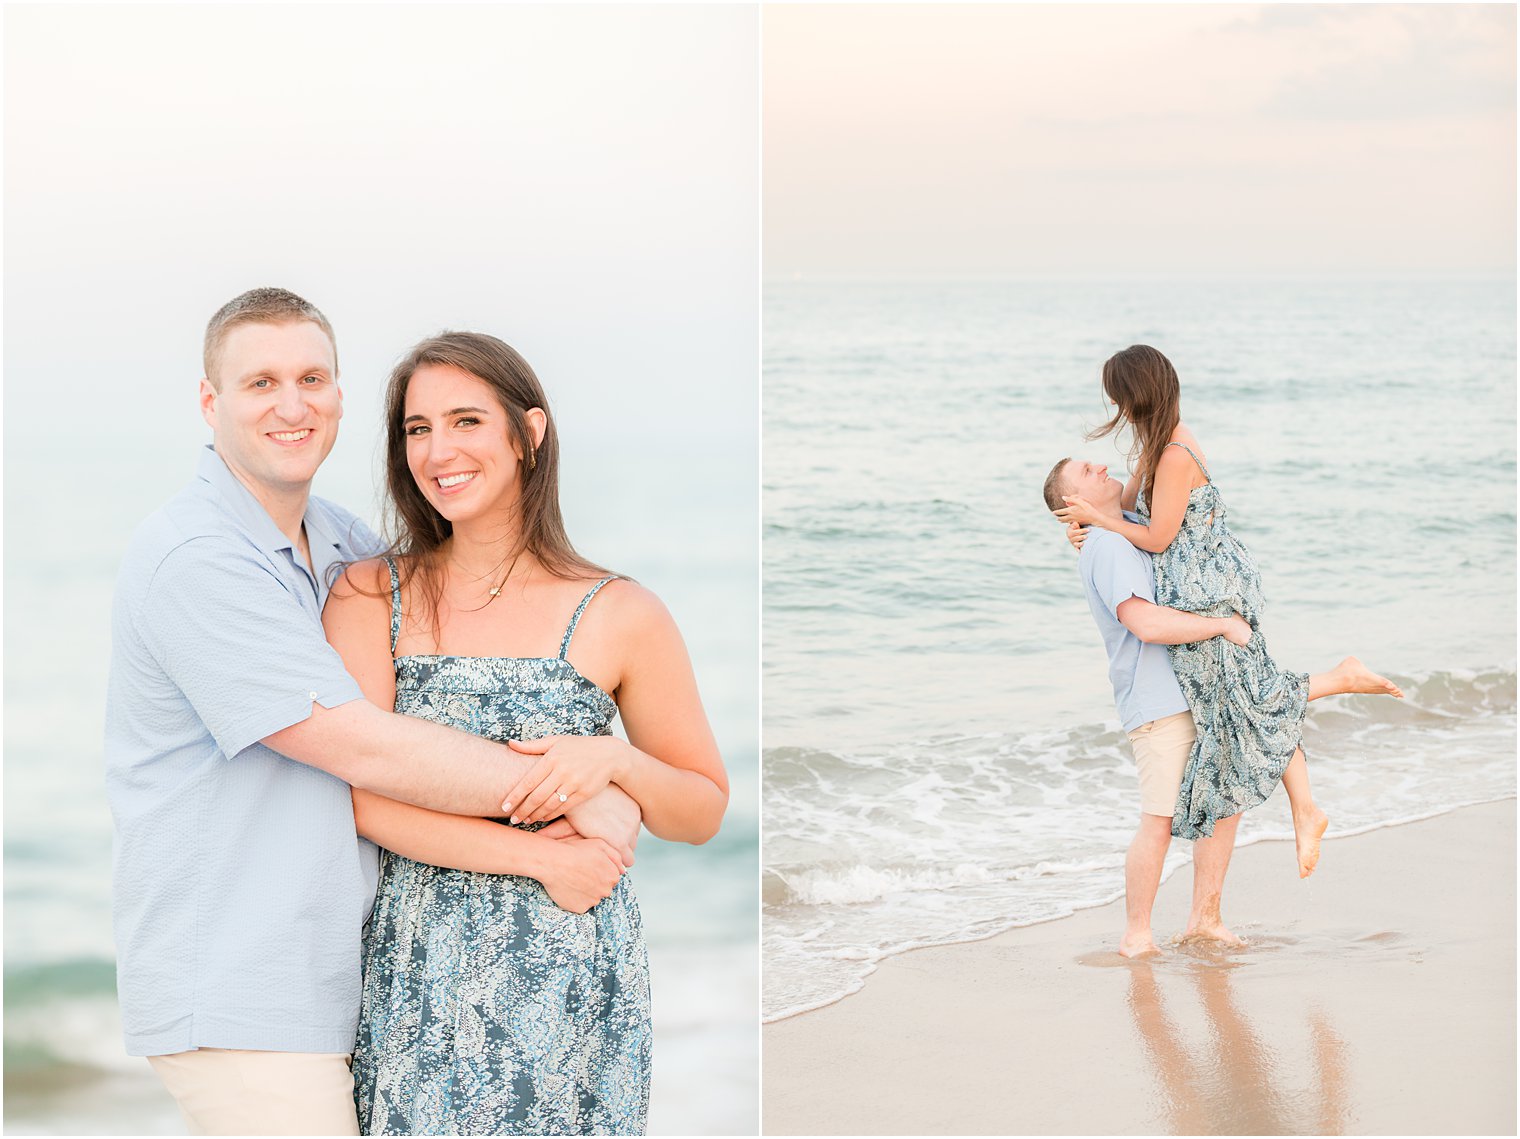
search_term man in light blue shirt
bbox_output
[106,289,639,1134]
[1043,457,1249,958]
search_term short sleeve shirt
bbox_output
[1077,517,1189,732]
[105,446,385,1057]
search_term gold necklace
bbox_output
[461,551,521,611]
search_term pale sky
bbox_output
[765,4,1516,278]
[5,3,759,554]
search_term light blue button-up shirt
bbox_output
[105,446,384,1057]
[1077,513,1190,733]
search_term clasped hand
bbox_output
[502,735,632,826]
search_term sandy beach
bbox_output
[763,800,1516,1136]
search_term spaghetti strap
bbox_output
[559,576,617,659]
[1165,441,1211,482]
[384,556,402,656]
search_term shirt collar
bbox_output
[195,444,341,561]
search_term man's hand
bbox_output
[564,784,640,868]
[1064,521,1089,553]
[1221,614,1252,647]
[537,818,581,840]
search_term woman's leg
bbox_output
[1286,657,1398,878]
[1308,657,1402,701]
[1279,747,1329,878]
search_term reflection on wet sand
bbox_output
[1126,950,1350,1135]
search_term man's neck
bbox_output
[219,458,313,560]
[1096,500,1125,526]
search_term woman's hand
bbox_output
[1053,495,1107,530]
[539,835,624,914]
[503,735,632,825]
[1064,521,1089,553]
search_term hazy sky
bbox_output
[6,3,759,556]
[765,4,1515,278]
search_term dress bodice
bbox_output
[393,655,617,743]
[385,556,619,746]
[1137,442,1266,624]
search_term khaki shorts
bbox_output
[1127,710,1196,818]
[147,1048,359,1136]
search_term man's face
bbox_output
[200,320,342,502]
[1063,459,1122,507]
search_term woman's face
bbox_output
[1101,377,1122,415]
[403,363,536,528]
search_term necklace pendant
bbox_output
[489,587,501,597]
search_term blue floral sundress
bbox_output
[352,559,651,1135]
[1139,443,1309,840]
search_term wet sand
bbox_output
[763,800,1516,1135]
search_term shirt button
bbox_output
[309,691,318,699]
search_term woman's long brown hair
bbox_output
[380,331,612,646]
[1086,344,1182,507]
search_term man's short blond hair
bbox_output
[1042,457,1074,513]
[203,287,337,390]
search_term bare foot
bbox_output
[1119,933,1161,958]
[1335,657,1403,699]
[1181,922,1245,947]
[1294,807,1330,878]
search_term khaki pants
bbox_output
[1127,710,1196,818]
[147,1048,359,1136]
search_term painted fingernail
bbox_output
[510,815,520,824]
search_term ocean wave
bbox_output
[768,854,1138,907]
[763,666,1516,1019]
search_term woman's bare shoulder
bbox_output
[328,556,394,605]
[582,575,674,634]
[1162,424,1209,481]
[1169,421,1204,445]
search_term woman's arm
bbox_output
[502,584,729,844]
[350,791,623,913]
[1120,469,1142,513]
[322,561,626,908]
[1058,447,1196,553]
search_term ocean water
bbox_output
[762,277,1517,1021]
[3,380,759,1133]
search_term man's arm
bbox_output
[262,682,639,860]
[264,699,531,815]
[138,542,637,844]
[300,558,642,847]
[1117,597,1250,646]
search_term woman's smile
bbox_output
[433,470,480,493]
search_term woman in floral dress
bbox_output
[323,332,728,1135]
